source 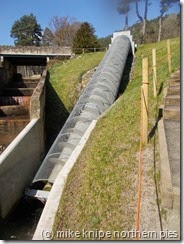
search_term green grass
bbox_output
[48,52,106,112]
[52,38,180,240]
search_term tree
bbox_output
[134,0,152,44]
[135,0,143,23]
[72,22,100,53]
[130,13,179,43]
[158,0,180,42]
[117,0,134,30]
[117,0,151,43]
[10,14,42,46]
[49,16,81,46]
[42,27,54,46]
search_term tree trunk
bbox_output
[124,14,128,30]
[135,0,143,22]
[158,16,162,42]
[141,18,146,44]
[141,0,149,44]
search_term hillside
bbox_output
[50,37,180,240]
[130,13,180,44]
[99,13,180,46]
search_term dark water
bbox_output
[0,198,44,240]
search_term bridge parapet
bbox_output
[0,46,72,56]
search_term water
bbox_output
[0,198,44,240]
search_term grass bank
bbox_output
[47,52,106,112]
[52,38,180,240]
[45,52,105,148]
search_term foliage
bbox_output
[72,22,101,53]
[117,0,151,43]
[42,27,54,46]
[10,13,42,46]
[98,35,112,48]
[158,0,180,41]
[130,13,180,44]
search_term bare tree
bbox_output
[117,0,151,43]
[158,0,180,42]
[133,0,151,43]
[42,27,54,46]
[135,0,143,22]
[49,16,81,46]
[117,0,134,30]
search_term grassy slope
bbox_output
[46,52,105,148]
[53,38,180,240]
[48,52,106,112]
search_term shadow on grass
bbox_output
[45,72,69,151]
[157,82,164,96]
[117,54,134,97]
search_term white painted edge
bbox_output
[0,118,39,164]
[32,119,98,240]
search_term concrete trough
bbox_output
[0,105,29,117]
[8,82,38,89]
[0,96,30,106]
[23,82,39,88]
[0,118,44,219]
[0,118,29,146]
[3,88,34,96]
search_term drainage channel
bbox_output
[0,76,42,240]
[0,198,43,240]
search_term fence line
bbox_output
[167,39,172,74]
[140,39,173,140]
[152,48,157,98]
[72,47,108,54]
[141,57,149,145]
[136,38,178,238]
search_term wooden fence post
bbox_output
[167,39,171,74]
[141,58,149,145]
[152,48,157,98]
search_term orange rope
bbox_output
[135,86,143,240]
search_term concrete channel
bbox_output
[0,71,47,239]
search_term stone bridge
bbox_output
[0,45,72,56]
[0,46,72,88]
[0,46,72,65]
